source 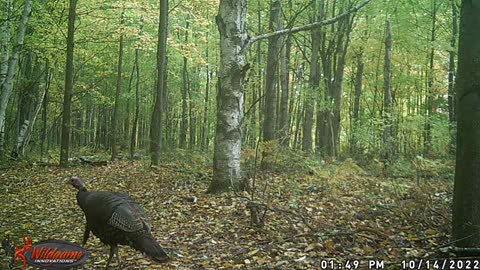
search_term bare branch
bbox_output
[248,0,373,45]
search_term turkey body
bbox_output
[71,177,168,269]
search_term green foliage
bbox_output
[430,115,452,158]
[389,158,415,178]
[413,156,454,181]
[243,142,324,176]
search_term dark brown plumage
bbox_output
[69,176,168,269]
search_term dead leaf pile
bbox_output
[0,158,452,269]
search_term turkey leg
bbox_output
[106,245,122,269]
[82,225,90,245]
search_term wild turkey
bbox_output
[69,176,169,269]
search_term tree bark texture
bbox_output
[0,0,12,88]
[350,52,363,154]
[130,48,140,159]
[111,9,125,161]
[279,32,291,146]
[0,0,32,156]
[208,0,248,193]
[202,51,210,150]
[330,16,353,157]
[452,0,480,248]
[41,63,51,158]
[60,0,76,167]
[303,0,323,153]
[263,0,282,142]
[150,0,168,166]
[424,0,437,156]
[448,0,458,124]
[180,21,189,148]
[382,20,394,161]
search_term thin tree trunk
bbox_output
[180,21,189,149]
[14,52,39,158]
[188,82,196,149]
[202,52,210,150]
[448,0,457,148]
[150,0,168,165]
[263,0,282,142]
[17,57,48,157]
[130,48,140,159]
[111,9,125,161]
[293,97,303,150]
[0,0,32,156]
[279,3,291,147]
[0,0,12,87]
[424,0,437,156]
[257,0,264,141]
[350,52,363,154]
[125,49,136,147]
[162,55,170,148]
[41,63,51,158]
[304,0,323,153]
[60,0,76,167]
[208,0,248,193]
[250,0,262,145]
[19,79,48,156]
[88,103,95,145]
[331,15,353,157]
[383,20,394,161]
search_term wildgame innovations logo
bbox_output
[1,234,89,269]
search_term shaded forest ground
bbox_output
[0,150,453,269]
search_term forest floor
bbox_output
[0,151,453,269]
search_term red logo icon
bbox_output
[13,235,32,268]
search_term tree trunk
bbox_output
[424,0,437,156]
[60,0,76,167]
[202,51,210,150]
[162,55,170,148]
[180,21,189,149]
[16,55,49,157]
[448,0,458,151]
[382,20,394,161]
[111,9,125,161]
[452,0,480,248]
[41,63,51,158]
[350,52,363,154]
[188,84,196,149]
[0,0,12,87]
[278,2,291,147]
[304,0,323,153]
[256,0,263,141]
[353,53,363,124]
[125,47,136,149]
[331,16,353,157]
[150,0,168,166]
[263,0,282,142]
[18,77,48,157]
[208,0,248,193]
[0,0,32,156]
[130,48,140,159]
[14,52,39,158]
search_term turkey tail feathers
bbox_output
[132,233,169,263]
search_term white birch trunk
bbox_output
[0,0,12,87]
[208,0,249,193]
[0,0,32,154]
[18,85,48,156]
